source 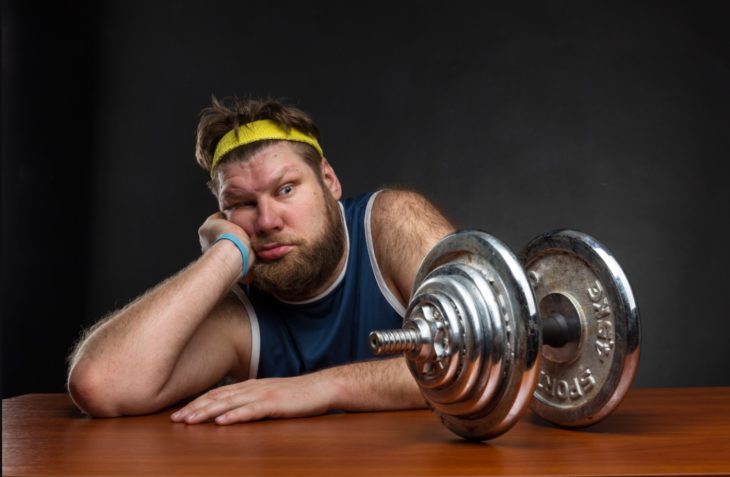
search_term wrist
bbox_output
[213,233,250,278]
[206,236,247,281]
[317,365,355,411]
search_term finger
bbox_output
[178,382,246,412]
[215,401,274,425]
[205,211,226,221]
[198,212,229,244]
[171,388,252,424]
[179,396,246,424]
[184,399,235,424]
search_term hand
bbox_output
[198,212,255,282]
[198,211,251,253]
[170,375,334,425]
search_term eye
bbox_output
[279,184,294,196]
[224,200,256,211]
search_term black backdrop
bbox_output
[2,1,729,398]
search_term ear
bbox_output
[320,157,342,200]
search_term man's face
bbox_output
[215,142,344,300]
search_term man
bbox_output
[67,97,454,425]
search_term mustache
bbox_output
[251,235,306,249]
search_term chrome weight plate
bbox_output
[371,230,541,440]
[520,229,640,427]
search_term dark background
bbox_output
[2,1,729,399]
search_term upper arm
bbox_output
[370,189,455,305]
[156,290,252,407]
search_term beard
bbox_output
[251,193,346,301]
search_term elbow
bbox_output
[68,361,169,417]
[67,363,123,417]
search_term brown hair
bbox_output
[195,96,323,192]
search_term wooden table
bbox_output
[3,387,730,476]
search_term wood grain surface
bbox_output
[4,387,730,476]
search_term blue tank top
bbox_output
[236,191,405,378]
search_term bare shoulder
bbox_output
[370,189,454,303]
[370,189,453,255]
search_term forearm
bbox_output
[322,357,426,412]
[170,356,424,425]
[68,242,242,414]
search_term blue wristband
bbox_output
[214,233,249,278]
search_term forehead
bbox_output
[216,142,312,190]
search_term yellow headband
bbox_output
[210,119,323,177]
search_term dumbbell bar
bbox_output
[369,229,640,441]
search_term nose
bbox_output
[254,198,284,236]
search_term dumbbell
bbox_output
[369,229,640,440]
